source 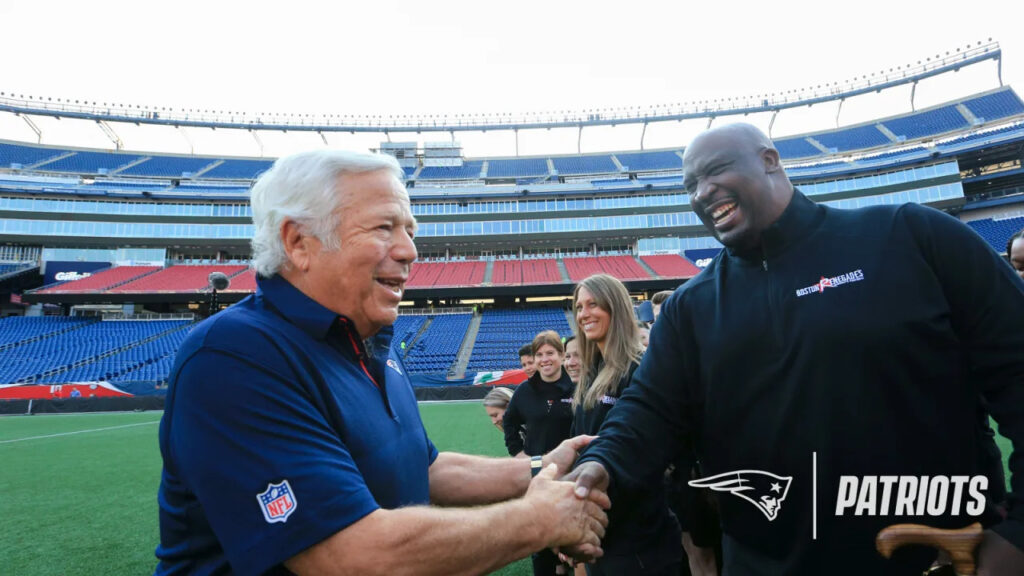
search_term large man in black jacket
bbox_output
[567,124,1024,575]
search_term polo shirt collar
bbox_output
[256,273,340,341]
[256,274,397,347]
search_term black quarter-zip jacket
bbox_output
[503,368,575,457]
[579,191,1024,575]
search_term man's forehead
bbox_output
[684,141,732,171]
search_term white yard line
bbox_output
[0,420,160,444]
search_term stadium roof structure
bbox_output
[0,42,1004,138]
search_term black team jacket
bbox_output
[572,360,682,567]
[578,191,1024,575]
[503,368,574,457]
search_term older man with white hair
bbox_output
[155,150,609,576]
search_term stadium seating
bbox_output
[966,216,1024,253]
[392,315,428,353]
[964,90,1024,122]
[551,155,617,175]
[110,265,248,293]
[466,308,571,372]
[812,125,892,153]
[491,260,522,285]
[200,159,274,179]
[614,151,682,172]
[407,261,446,288]
[222,269,258,292]
[118,156,217,177]
[36,151,144,174]
[563,256,651,282]
[403,314,472,374]
[486,158,550,178]
[640,254,702,278]
[773,137,823,159]
[0,142,66,168]
[36,266,158,293]
[418,161,484,180]
[0,320,190,383]
[37,325,192,383]
[882,106,969,140]
[0,262,35,277]
[434,261,485,287]
[0,316,97,349]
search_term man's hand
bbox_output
[682,531,718,576]
[977,529,1024,576]
[562,460,611,500]
[543,435,597,476]
[555,461,612,564]
[525,463,610,559]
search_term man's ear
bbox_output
[762,147,782,173]
[280,219,318,273]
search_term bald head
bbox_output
[682,123,794,251]
[685,123,776,164]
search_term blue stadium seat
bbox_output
[466,309,571,372]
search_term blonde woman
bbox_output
[572,274,682,575]
[482,386,515,432]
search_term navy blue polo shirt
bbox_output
[155,274,438,576]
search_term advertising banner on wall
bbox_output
[43,261,111,285]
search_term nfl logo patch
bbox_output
[257,479,298,524]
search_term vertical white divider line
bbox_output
[813,451,818,540]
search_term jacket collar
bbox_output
[726,189,824,263]
[528,367,574,394]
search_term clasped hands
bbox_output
[525,436,613,565]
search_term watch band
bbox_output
[530,455,544,477]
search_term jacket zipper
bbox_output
[762,246,783,349]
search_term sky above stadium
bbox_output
[1,0,1022,157]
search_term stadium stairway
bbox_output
[27,151,74,170]
[556,259,571,283]
[402,317,433,358]
[191,160,224,179]
[110,156,151,176]
[805,137,832,155]
[956,104,981,125]
[634,256,659,278]
[450,314,483,379]
[564,309,577,333]
[482,260,494,284]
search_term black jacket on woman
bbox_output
[573,359,682,574]
[502,368,574,457]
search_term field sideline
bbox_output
[0,406,1013,575]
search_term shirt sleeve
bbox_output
[166,346,381,576]
[578,288,700,496]
[902,203,1024,550]
[503,387,526,456]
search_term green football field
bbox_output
[0,406,1014,576]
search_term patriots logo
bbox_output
[386,358,403,375]
[689,470,792,521]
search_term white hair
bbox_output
[249,149,405,277]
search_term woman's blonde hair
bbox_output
[482,387,514,408]
[572,274,643,409]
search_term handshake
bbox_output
[522,435,613,565]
